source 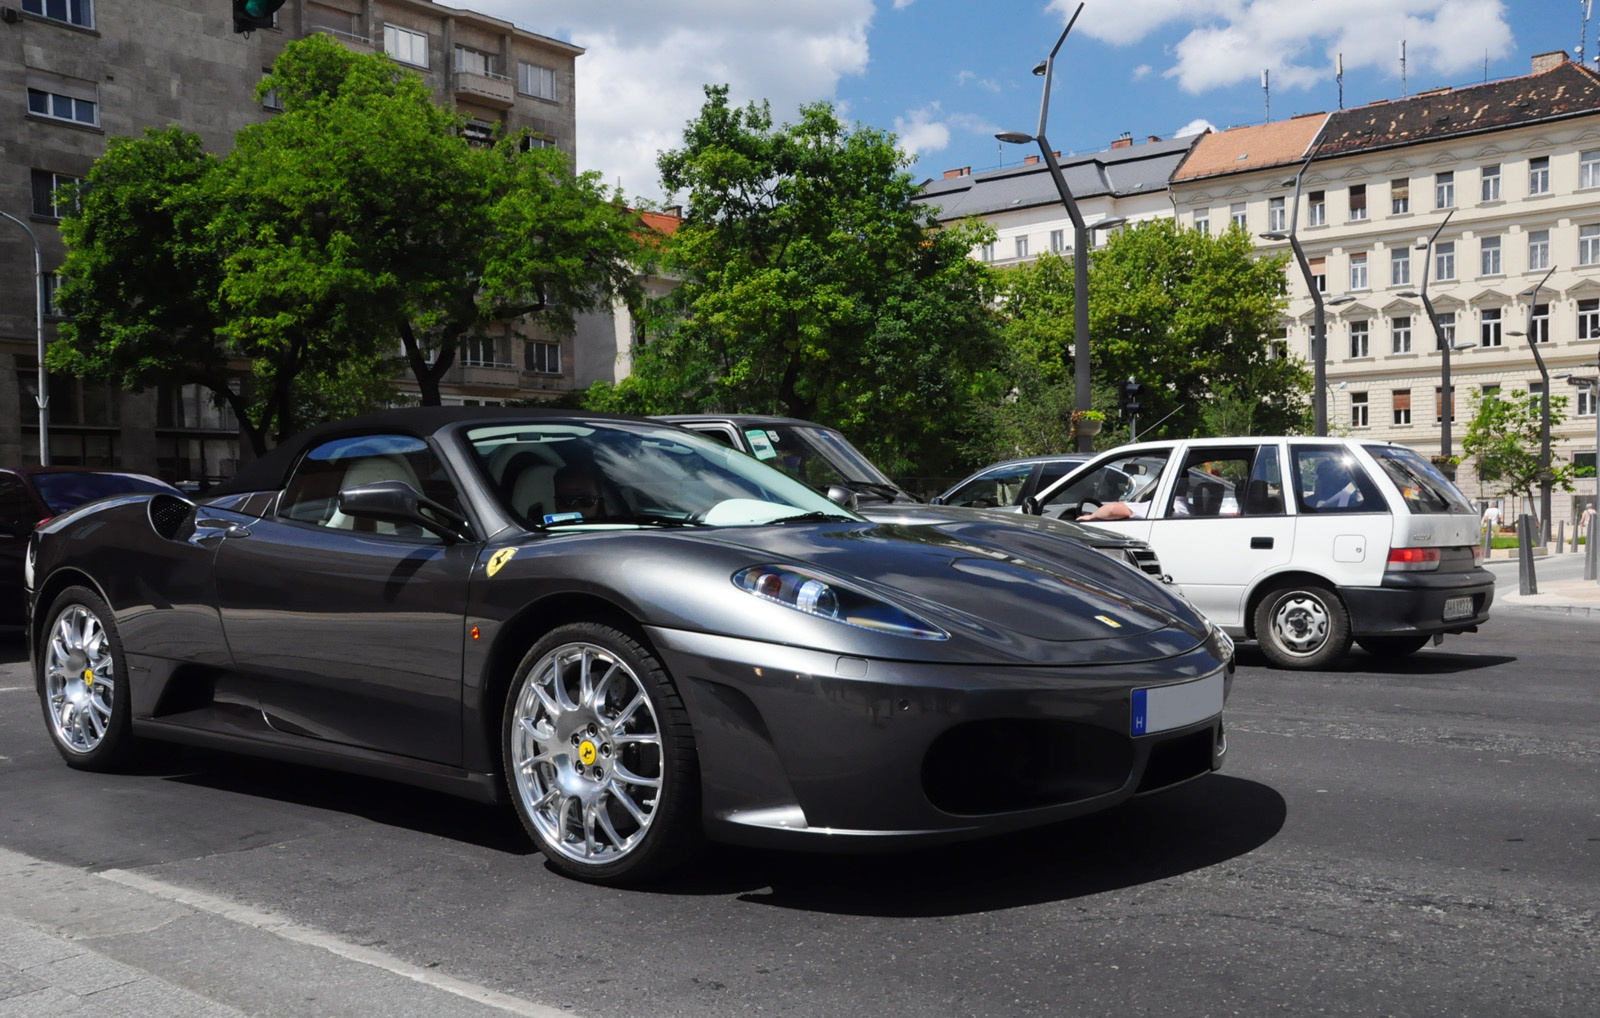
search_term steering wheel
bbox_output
[1075,499,1102,518]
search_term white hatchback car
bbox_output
[1021,437,1493,669]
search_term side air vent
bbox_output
[148,494,197,542]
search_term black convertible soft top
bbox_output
[205,406,649,497]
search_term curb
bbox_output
[1495,599,1600,618]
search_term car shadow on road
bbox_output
[1232,644,1516,675]
[0,633,27,666]
[649,774,1286,917]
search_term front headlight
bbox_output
[733,565,948,640]
[1206,621,1235,663]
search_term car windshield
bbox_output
[1364,445,1475,515]
[32,472,175,514]
[466,421,863,529]
[740,423,902,494]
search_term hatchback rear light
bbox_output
[1469,543,1484,563]
[1387,546,1441,572]
[35,517,50,528]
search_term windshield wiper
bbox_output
[540,512,706,529]
[768,511,856,525]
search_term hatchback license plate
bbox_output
[1443,596,1474,621]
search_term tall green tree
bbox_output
[1462,389,1575,514]
[589,85,1001,476]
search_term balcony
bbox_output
[453,70,515,110]
[458,362,520,388]
[309,26,374,54]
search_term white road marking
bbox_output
[0,686,31,693]
[99,868,576,1018]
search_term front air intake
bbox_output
[148,494,197,542]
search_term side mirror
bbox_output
[1021,496,1043,516]
[825,484,859,510]
[337,481,471,542]
[928,495,945,506]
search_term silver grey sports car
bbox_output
[26,408,1233,884]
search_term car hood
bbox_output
[857,502,1140,548]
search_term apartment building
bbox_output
[1172,53,1600,525]
[916,133,1200,263]
[1,0,583,483]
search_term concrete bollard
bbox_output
[1557,520,1565,553]
[1518,513,1539,595]
[1482,521,1492,562]
[1588,514,1599,583]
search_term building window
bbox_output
[30,170,82,219]
[1435,241,1455,281]
[383,24,429,67]
[1480,308,1502,347]
[1580,298,1600,340]
[1480,164,1500,202]
[454,46,494,75]
[1308,256,1326,294]
[1308,191,1326,226]
[1230,203,1247,229]
[1349,320,1370,358]
[1435,385,1456,423]
[1393,389,1412,425]
[26,88,97,126]
[1582,149,1600,189]
[518,134,555,152]
[1349,252,1368,290]
[1392,316,1412,354]
[1350,392,1369,428]
[21,0,92,27]
[1050,229,1065,253]
[460,335,506,367]
[1581,225,1600,266]
[1391,178,1409,214]
[525,341,562,375]
[40,272,63,317]
[1348,184,1367,221]
[1529,229,1550,270]
[1269,327,1288,360]
[1267,197,1286,232]
[1435,171,1454,208]
[1437,311,1456,350]
[1481,383,1501,401]
[980,242,994,262]
[1531,303,1550,344]
[461,119,496,147]
[1578,386,1596,417]
[1529,156,1550,195]
[1014,236,1028,260]
[1193,211,1209,236]
[1390,248,1410,286]
[518,62,558,100]
[1480,235,1501,275]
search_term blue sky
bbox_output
[469,2,1587,203]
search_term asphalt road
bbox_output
[1,608,1596,1018]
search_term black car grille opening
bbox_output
[922,719,1134,815]
[1134,726,1215,794]
[148,494,196,542]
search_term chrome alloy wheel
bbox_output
[1271,593,1330,655]
[44,605,116,754]
[509,643,665,866]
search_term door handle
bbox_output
[1250,536,1274,549]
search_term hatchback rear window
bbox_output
[1363,445,1474,515]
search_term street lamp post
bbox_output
[1397,209,1461,478]
[996,2,1121,453]
[0,209,49,465]
[1258,141,1332,434]
[1507,265,1559,542]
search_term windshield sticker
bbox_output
[744,430,777,460]
[487,547,517,577]
[541,512,585,526]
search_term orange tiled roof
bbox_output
[636,210,681,236]
[1171,113,1329,182]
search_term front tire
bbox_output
[1356,635,1430,659]
[1253,583,1351,670]
[502,623,700,884]
[38,585,136,770]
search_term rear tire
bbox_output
[502,623,700,884]
[1356,635,1430,659]
[37,585,137,771]
[1253,583,1351,670]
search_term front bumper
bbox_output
[646,627,1231,849]
[1339,569,1495,637]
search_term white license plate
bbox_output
[1131,672,1225,737]
[1443,596,1474,621]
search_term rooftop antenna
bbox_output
[1581,0,1593,66]
[1400,39,1408,97]
[1337,53,1345,109]
[1484,49,1489,82]
[1262,68,1271,122]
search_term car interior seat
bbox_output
[1191,480,1225,517]
[1244,479,1283,515]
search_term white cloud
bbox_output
[893,105,952,156]
[1174,117,1216,138]
[893,0,916,8]
[1132,64,1152,81]
[956,69,1001,92]
[1055,0,1514,96]
[466,1,874,203]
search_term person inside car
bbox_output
[553,463,607,521]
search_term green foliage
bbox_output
[1462,389,1576,505]
[594,85,1002,476]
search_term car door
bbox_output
[1287,443,1393,591]
[211,433,478,764]
[1143,443,1296,629]
[0,472,42,625]
[1035,447,1178,543]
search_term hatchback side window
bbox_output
[1043,452,1172,516]
[946,464,1031,507]
[279,434,464,537]
[1292,447,1384,514]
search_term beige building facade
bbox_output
[1,0,586,484]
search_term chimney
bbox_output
[1147,135,1161,143]
[1532,50,1569,74]
[663,205,682,218]
[942,166,971,180]
[1111,132,1133,148]
[1023,155,1039,165]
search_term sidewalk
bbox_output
[1486,555,1600,618]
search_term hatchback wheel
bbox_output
[1253,584,1351,670]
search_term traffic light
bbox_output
[232,0,285,33]
[1119,377,1142,422]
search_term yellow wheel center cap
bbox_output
[577,740,597,767]
[83,668,94,686]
